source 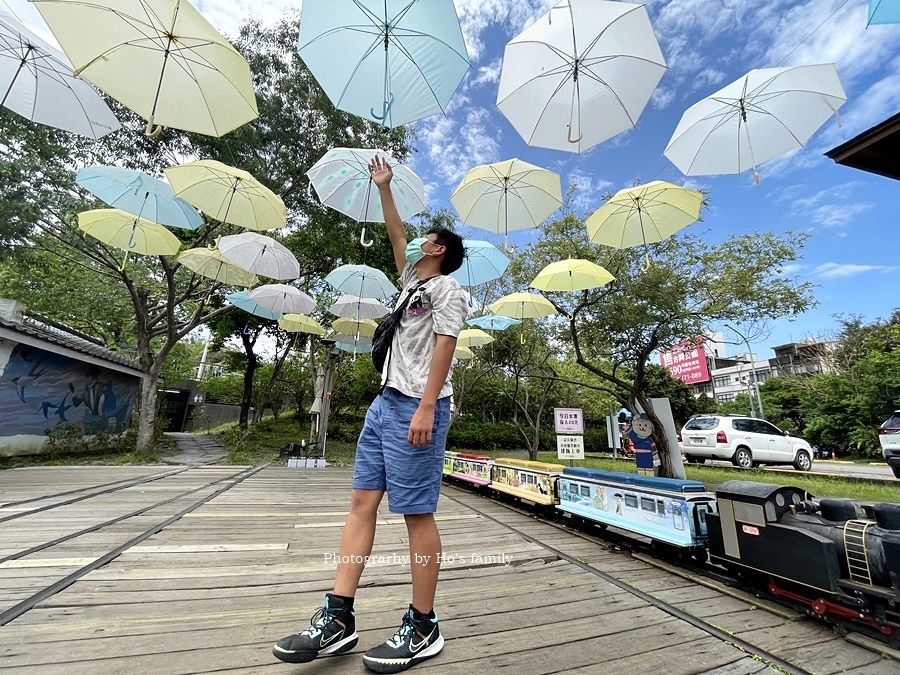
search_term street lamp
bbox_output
[724,323,765,420]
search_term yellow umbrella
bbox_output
[489,292,557,319]
[332,317,378,339]
[165,160,286,231]
[586,181,702,269]
[177,248,258,287]
[530,259,615,292]
[78,208,181,270]
[457,328,494,349]
[453,345,474,361]
[450,159,562,251]
[32,0,258,138]
[279,314,326,336]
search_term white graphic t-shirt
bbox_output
[383,263,469,400]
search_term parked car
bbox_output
[679,415,813,471]
[876,411,900,479]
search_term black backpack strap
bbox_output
[380,275,440,393]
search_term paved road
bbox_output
[697,458,897,481]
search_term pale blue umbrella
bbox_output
[869,0,900,24]
[297,0,470,127]
[334,333,373,354]
[325,264,397,299]
[225,290,282,320]
[451,240,510,288]
[76,166,203,230]
[466,315,521,331]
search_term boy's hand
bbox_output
[408,405,435,448]
[369,155,393,190]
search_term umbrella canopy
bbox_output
[77,166,203,230]
[450,159,562,250]
[328,295,390,320]
[32,0,258,137]
[586,181,702,267]
[307,148,426,224]
[249,284,315,315]
[165,160,285,231]
[530,259,615,292]
[664,64,847,183]
[333,317,378,339]
[78,208,182,269]
[497,0,666,154]
[297,0,469,128]
[450,240,510,288]
[334,333,373,354]
[176,248,258,287]
[453,345,474,361]
[489,292,557,320]
[466,315,521,331]
[869,1,900,25]
[456,328,494,349]
[0,13,120,139]
[325,264,398,299]
[217,232,300,281]
[279,314,326,336]
[225,290,282,320]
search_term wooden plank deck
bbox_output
[0,466,895,674]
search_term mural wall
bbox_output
[0,343,140,454]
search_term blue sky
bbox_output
[6,0,900,359]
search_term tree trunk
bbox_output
[135,374,160,453]
[240,353,257,428]
[634,391,673,478]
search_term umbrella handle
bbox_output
[359,226,374,248]
[117,250,130,272]
[370,94,394,124]
[144,118,163,139]
[567,124,583,144]
[641,251,651,272]
[208,235,220,251]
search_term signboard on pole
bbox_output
[557,434,585,460]
[554,408,584,434]
[659,338,710,385]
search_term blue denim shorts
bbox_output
[352,387,450,514]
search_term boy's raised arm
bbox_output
[369,156,407,277]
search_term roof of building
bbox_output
[0,314,142,374]
[825,112,900,181]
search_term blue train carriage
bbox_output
[449,452,492,486]
[491,458,563,507]
[556,467,716,549]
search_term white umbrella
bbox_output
[328,295,390,320]
[664,64,847,184]
[324,264,398,299]
[217,232,300,281]
[307,148,426,246]
[0,13,120,138]
[496,0,666,154]
[249,284,315,315]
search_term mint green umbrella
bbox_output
[297,0,469,127]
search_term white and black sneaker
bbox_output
[362,607,444,673]
[272,594,358,664]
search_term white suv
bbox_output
[680,415,814,471]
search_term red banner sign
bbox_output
[660,339,710,384]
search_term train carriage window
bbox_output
[694,505,708,535]
[625,494,638,509]
[641,498,656,513]
[673,504,685,530]
[657,500,666,516]
[580,485,590,497]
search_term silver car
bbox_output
[877,411,900,479]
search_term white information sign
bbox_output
[557,434,585,460]
[554,407,584,434]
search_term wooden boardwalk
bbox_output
[0,465,896,674]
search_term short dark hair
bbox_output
[427,227,464,275]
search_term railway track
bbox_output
[0,464,267,627]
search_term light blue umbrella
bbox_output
[76,166,203,230]
[451,240,510,288]
[325,264,398,299]
[225,290,283,320]
[297,0,470,127]
[869,0,900,24]
[466,315,521,331]
[334,333,373,354]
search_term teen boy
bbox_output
[273,156,468,673]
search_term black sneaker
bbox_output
[362,608,444,673]
[272,594,358,664]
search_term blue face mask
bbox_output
[405,237,430,266]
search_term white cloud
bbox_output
[566,170,613,214]
[813,263,900,280]
[452,0,557,62]
[775,182,874,233]
[417,107,503,185]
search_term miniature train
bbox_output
[443,451,900,636]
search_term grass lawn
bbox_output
[0,443,172,470]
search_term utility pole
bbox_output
[725,323,765,420]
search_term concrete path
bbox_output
[163,432,227,465]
